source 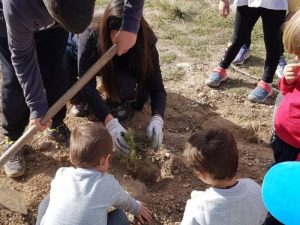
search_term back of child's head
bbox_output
[283,11,300,55]
[183,128,238,180]
[70,123,113,168]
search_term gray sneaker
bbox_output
[4,140,26,178]
[205,67,228,87]
[248,80,272,103]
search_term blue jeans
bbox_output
[36,196,130,225]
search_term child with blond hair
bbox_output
[36,123,152,225]
[272,10,300,164]
[264,11,300,225]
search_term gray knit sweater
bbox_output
[181,178,267,225]
[41,167,141,225]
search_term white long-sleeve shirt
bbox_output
[41,167,141,225]
[234,0,288,10]
[181,178,267,225]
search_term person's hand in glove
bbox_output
[105,117,129,154]
[147,115,164,150]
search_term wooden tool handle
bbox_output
[0,44,117,168]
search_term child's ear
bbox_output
[105,154,111,165]
[100,154,111,166]
[195,170,208,180]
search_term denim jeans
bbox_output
[36,196,130,225]
[0,27,68,140]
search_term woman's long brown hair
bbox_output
[99,0,155,101]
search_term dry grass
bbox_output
[144,0,283,80]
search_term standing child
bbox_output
[264,13,300,223]
[206,0,287,103]
[35,123,152,225]
[271,11,300,167]
[233,0,300,74]
[181,128,267,225]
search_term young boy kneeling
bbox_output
[36,123,151,225]
[181,128,267,225]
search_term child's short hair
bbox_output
[70,123,113,168]
[283,11,300,54]
[183,128,238,180]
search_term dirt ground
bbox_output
[0,1,278,225]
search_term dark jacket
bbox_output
[77,25,166,122]
[0,0,144,119]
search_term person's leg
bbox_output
[248,9,286,103]
[0,37,28,177]
[36,196,50,225]
[271,133,300,164]
[220,6,260,69]
[107,209,130,225]
[263,213,284,225]
[206,6,260,87]
[35,27,69,127]
[0,37,29,141]
[261,9,286,84]
[232,28,252,65]
[35,27,70,145]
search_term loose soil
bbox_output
[0,1,277,224]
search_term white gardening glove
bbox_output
[146,115,164,150]
[106,118,129,154]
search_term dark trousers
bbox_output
[271,133,300,164]
[263,133,300,225]
[0,27,68,140]
[220,6,286,83]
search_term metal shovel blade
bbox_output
[0,186,27,214]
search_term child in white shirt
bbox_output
[181,128,267,225]
[36,123,152,225]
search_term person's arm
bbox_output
[145,43,166,150]
[113,0,145,56]
[147,45,166,118]
[279,77,296,94]
[219,0,230,18]
[181,200,202,225]
[78,29,129,154]
[78,28,111,122]
[111,177,152,223]
[286,0,300,21]
[3,1,48,123]
[120,0,144,34]
[288,0,300,13]
[111,177,141,215]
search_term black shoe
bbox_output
[109,101,135,122]
[3,139,26,178]
[44,123,70,146]
[69,103,89,117]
